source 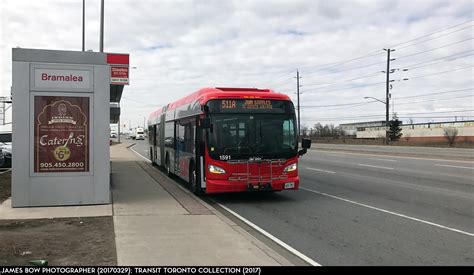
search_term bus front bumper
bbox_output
[204,177,299,194]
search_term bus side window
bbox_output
[156,123,160,146]
[184,122,195,153]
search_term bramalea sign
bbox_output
[110,66,129,85]
[34,69,91,89]
[34,96,89,173]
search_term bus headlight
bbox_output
[209,164,226,174]
[284,163,297,173]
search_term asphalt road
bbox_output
[130,139,473,266]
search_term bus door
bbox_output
[176,119,196,181]
[159,114,165,166]
[196,117,206,189]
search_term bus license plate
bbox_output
[284,182,295,189]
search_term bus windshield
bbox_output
[207,113,297,160]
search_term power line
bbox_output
[395,38,473,60]
[394,88,473,99]
[406,65,473,80]
[266,77,294,88]
[393,95,473,106]
[304,60,386,77]
[300,51,384,74]
[122,96,160,107]
[390,19,473,48]
[299,88,473,108]
[301,100,379,108]
[256,21,473,88]
[394,24,473,50]
[303,71,381,88]
[303,81,385,93]
[312,115,474,122]
[304,21,474,75]
[307,110,474,120]
[304,21,474,77]
[402,50,474,70]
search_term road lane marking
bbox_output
[358,164,394,170]
[434,164,474,170]
[370,158,397,162]
[0,169,11,175]
[215,202,322,266]
[306,167,336,174]
[301,187,474,237]
[309,150,474,164]
[129,145,152,163]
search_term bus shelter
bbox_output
[11,48,129,207]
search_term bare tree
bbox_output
[301,124,309,137]
[443,127,458,147]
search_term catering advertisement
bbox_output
[34,96,89,173]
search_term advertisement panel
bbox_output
[34,96,89,173]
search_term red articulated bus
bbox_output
[147,87,311,194]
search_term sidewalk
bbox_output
[111,143,292,266]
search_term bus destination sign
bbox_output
[222,99,273,110]
[211,99,293,114]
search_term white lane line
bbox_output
[358,164,394,170]
[215,202,322,266]
[129,146,152,163]
[311,149,474,164]
[305,167,336,174]
[434,164,474,170]
[370,158,397,162]
[0,169,11,175]
[301,187,474,237]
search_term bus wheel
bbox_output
[189,163,199,194]
[166,155,171,176]
[150,148,156,166]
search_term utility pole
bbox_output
[295,69,302,141]
[99,0,104,52]
[383,48,395,145]
[82,0,85,51]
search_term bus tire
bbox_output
[165,154,171,177]
[189,162,200,195]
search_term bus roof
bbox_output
[148,87,291,124]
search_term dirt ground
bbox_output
[0,170,11,203]
[0,171,117,266]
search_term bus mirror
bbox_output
[298,148,307,157]
[201,118,212,129]
[301,138,311,149]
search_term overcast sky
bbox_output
[1,0,473,130]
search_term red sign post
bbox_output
[34,96,89,173]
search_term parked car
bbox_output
[0,142,11,168]
[0,131,12,168]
